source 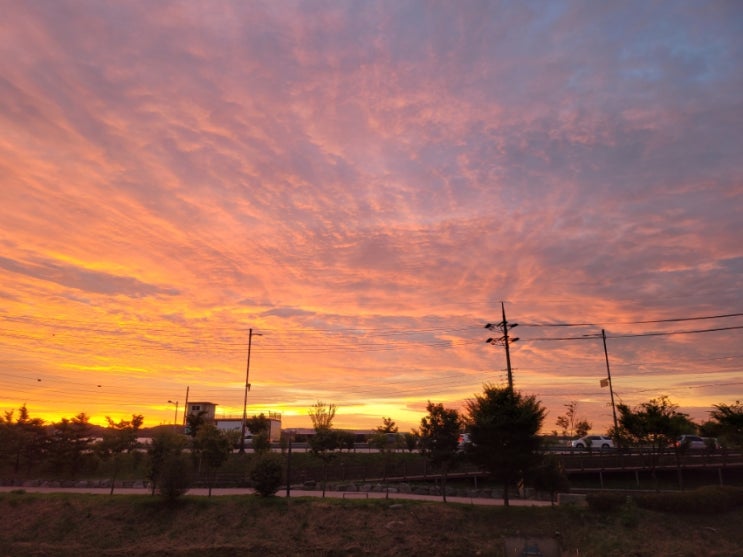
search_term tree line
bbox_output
[0,405,277,498]
[306,389,743,504]
[2,390,741,503]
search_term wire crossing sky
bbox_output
[1,1,741,432]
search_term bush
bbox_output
[633,486,743,514]
[586,492,628,513]
[531,455,570,502]
[157,454,193,501]
[250,454,284,497]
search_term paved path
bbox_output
[0,485,552,506]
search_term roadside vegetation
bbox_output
[1,389,742,553]
[1,487,743,556]
[1,391,742,496]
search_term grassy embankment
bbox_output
[1,487,743,556]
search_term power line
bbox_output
[520,312,743,327]
[523,324,743,342]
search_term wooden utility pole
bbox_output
[485,302,519,390]
[602,329,620,435]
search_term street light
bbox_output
[239,328,262,454]
[168,400,179,429]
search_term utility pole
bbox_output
[182,385,189,426]
[601,329,620,436]
[239,328,261,454]
[485,302,519,390]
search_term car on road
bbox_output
[570,435,614,450]
[674,435,718,450]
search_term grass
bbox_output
[1,490,743,556]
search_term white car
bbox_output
[571,435,614,449]
[674,435,718,450]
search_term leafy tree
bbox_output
[369,417,404,481]
[185,410,208,437]
[250,454,284,497]
[308,401,336,430]
[708,401,743,448]
[246,413,272,453]
[336,430,357,451]
[555,401,592,438]
[47,413,96,477]
[378,417,398,434]
[403,431,418,452]
[465,384,546,506]
[575,419,592,438]
[251,431,271,454]
[147,430,190,497]
[193,423,232,496]
[531,454,570,505]
[308,428,339,497]
[616,396,696,489]
[308,401,339,497]
[617,396,695,451]
[97,414,144,494]
[0,405,47,476]
[418,402,462,503]
[158,453,193,501]
[245,414,270,436]
[370,416,402,451]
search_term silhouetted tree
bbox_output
[555,401,592,438]
[308,401,336,430]
[465,384,545,506]
[193,423,232,496]
[185,410,208,437]
[418,401,462,502]
[250,453,283,497]
[147,429,190,497]
[0,405,47,476]
[708,401,743,448]
[246,414,272,454]
[308,401,338,497]
[309,428,339,497]
[378,417,398,434]
[47,413,95,477]
[336,430,357,452]
[403,431,419,452]
[616,396,696,489]
[97,414,144,494]
[531,454,570,505]
[370,417,403,481]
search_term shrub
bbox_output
[586,492,627,513]
[157,454,193,501]
[531,454,570,503]
[633,486,743,514]
[250,454,284,497]
[619,497,639,528]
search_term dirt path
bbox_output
[0,485,552,506]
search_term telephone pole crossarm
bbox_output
[484,302,519,390]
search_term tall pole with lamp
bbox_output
[168,400,179,431]
[239,328,261,454]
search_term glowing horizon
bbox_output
[1,1,741,435]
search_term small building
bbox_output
[215,411,282,442]
[186,401,217,422]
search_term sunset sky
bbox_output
[1,1,741,435]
